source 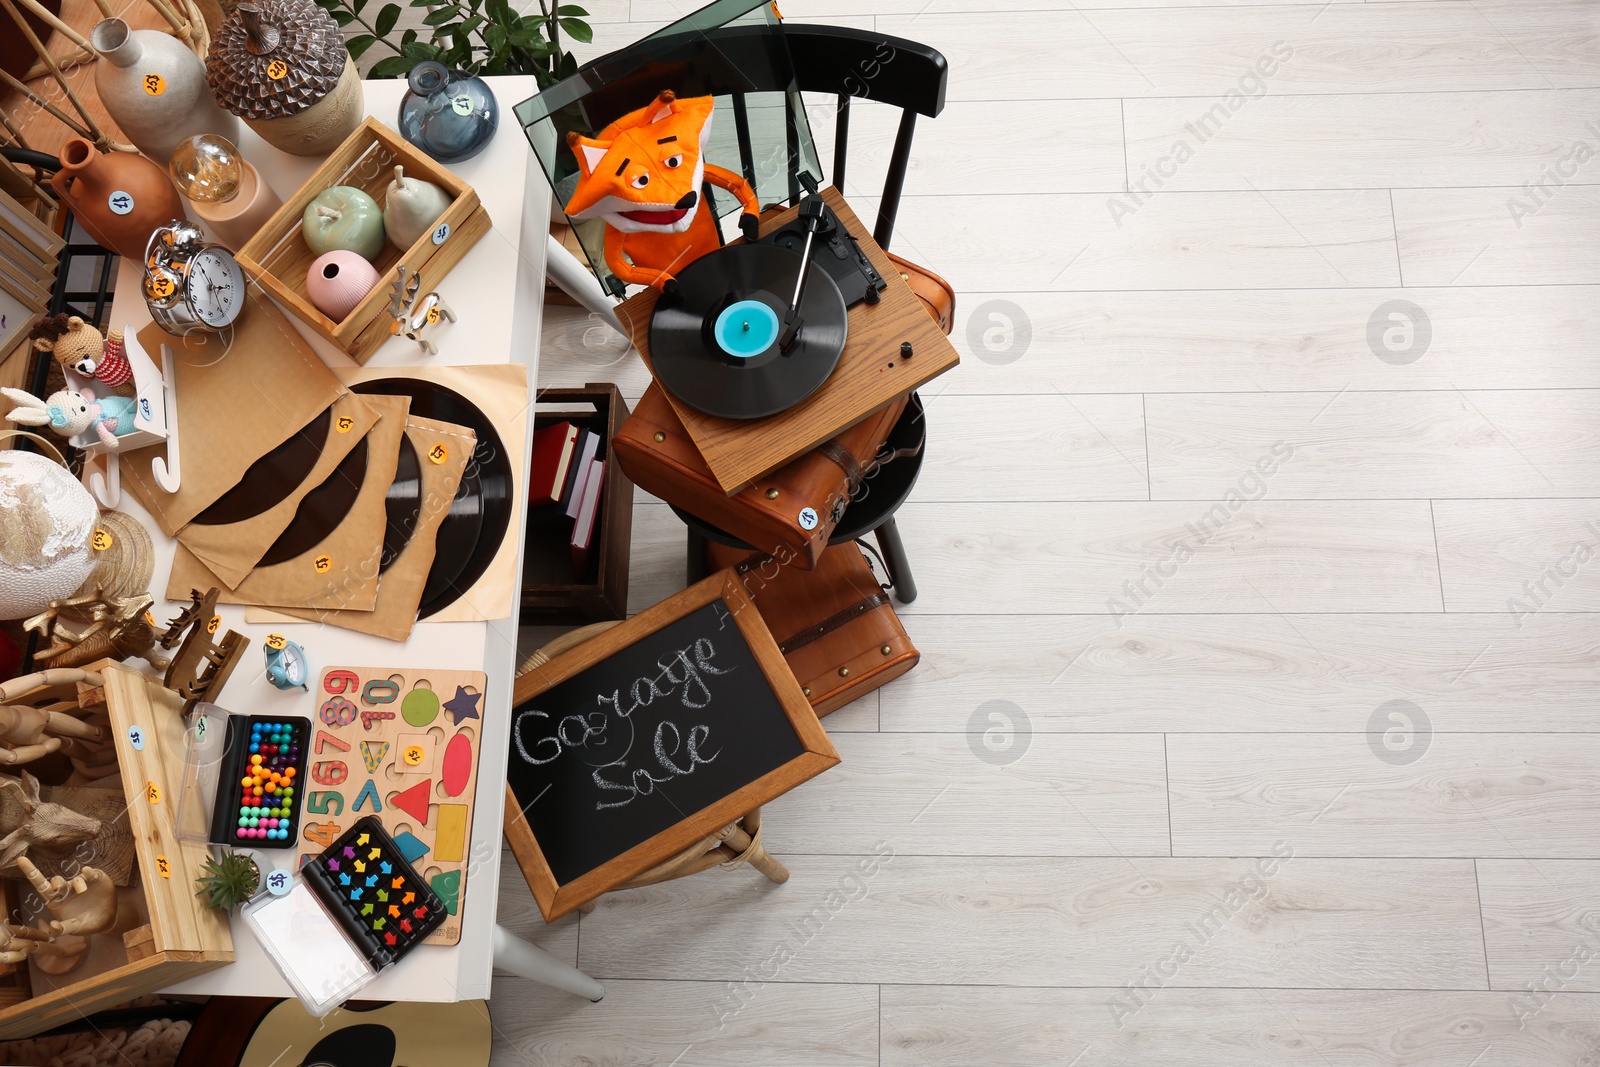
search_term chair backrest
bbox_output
[776,24,949,251]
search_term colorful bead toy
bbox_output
[223,718,307,843]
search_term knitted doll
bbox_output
[29,316,132,393]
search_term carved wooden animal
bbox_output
[0,771,101,869]
[26,589,170,672]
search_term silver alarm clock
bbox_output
[143,220,246,334]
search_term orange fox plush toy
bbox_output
[564,90,760,290]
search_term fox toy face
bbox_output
[565,92,716,235]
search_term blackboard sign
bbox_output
[504,572,838,919]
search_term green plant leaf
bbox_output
[374,3,401,35]
[558,17,590,42]
[403,38,441,58]
[354,0,368,13]
[555,4,588,15]
[557,50,578,78]
[370,54,422,77]
[484,23,506,51]
[484,0,514,28]
[401,26,418,46]
[347,33,377,58]
[422,7,457,24]
[329,9,354,24]
[456,13,484,36]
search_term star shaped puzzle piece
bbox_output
[443,685,481,725]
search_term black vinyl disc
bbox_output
[352,379,509,619]
[257,435,367,567]
[649,243,847,420]
[191,407,333,525]
[379,436,423,574]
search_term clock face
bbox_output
[279,642,306,684]
[185,248,245,328]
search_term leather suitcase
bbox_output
[885,250,955,336]
[613,384,909,570]
[707,540,920,716]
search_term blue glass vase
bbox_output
[396,62,498,163]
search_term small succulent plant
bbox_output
[195,849,260,912]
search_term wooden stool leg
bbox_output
[719,820,788,884]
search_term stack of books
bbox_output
[528,420,607,572]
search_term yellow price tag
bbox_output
[426,305,441,325]
[266,59,288,80]
[403,745,425,766]
[266,633,287,651]
[206,614,221,635]
[313,554,333,573]
[145,780,161,804]
[336,415,355,433]
[142,73,165,96]
[428,442,447,465]
[155,855,170,878]
[147,274,176,300]
[90,528,113,551]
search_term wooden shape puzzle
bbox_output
[396,733,437,775]
[434,804,467,863]
[392,831,428,864]
[441,732,472,797]
[401,686,440,727]
[360,740,390,773]
[391,779,432,824]
[353,778,382,813]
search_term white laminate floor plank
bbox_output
[1168,733,1600,858]
[879,986,1600,1067]
[1433,499,1600,613]
[577,855,1488,988]
[762,732,1171,856]
[1394,185,1600,287]
[878,613,1600,733]
[884,190,1401,293]
[1124,88,1600,192]
[891,500,1443,615]
[491,978,879,1067]
[1146,390,1600,499]
[1478,860,1600,993]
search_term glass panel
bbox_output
[515,0,823,296]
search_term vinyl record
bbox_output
[379,435,423,573]
[649,243,847,420]
[255,435,368,567]
[190,407,333,525]
[352,380,508,619]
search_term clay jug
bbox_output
[50,139,185,260]
[91,18,238,169]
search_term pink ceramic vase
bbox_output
[305,249,378,321]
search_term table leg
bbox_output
[492,923,605,1001]
[874,517,918,604]
[544,234,626,337]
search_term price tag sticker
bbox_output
[147,273,175,300]
[431,222,450,245]
[127,725,145,751]
[194,716,207,742]
[335,415,354,433]
[450,94,474,117]
[428,442,448,465]
[107,190,135,216]
[145,780,162,804]
[156,855,171,879]
[266,633,288,651]
[206,614,221,635]
[266,868,293,896]
[91,528,113,551]
[142,73,165,96]
[143,611,156,627]
[313,554,333,574]
[403,744,425,766]
[266,59,288,80]
[426,305,441,325]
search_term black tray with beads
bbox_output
[207,715,308,846]
[300,816,446,969]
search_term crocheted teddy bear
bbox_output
[28,316,132,394]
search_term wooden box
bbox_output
[519,383,633,625]
[237,117,490,365]
[0,663,233,1040]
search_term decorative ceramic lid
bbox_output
[206,0,348,120]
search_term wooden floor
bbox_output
[496,1,1600,1063]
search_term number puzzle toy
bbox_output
[297,665,485,945]
[208,716,308,845]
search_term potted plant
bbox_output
[315,0,591,87]
[194,849,261,912]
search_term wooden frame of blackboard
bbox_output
[504,569,839,920]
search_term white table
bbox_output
[101,76,604,1004]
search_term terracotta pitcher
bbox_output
[51,139,185,260]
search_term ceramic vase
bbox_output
[206,0,363,157]
[306,249,379,321]
[396,62,499,163]
[91,18,238,168]
[50,139,185,260]
[188,160,282,251]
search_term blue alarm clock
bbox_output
[263,634,309,691]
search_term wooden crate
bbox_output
[0,663,233,1040]
[519,383,633,625]
[236,117,490,365]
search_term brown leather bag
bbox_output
[707,541,920,716]
[884,250,955,336]
[612,384,908,570]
